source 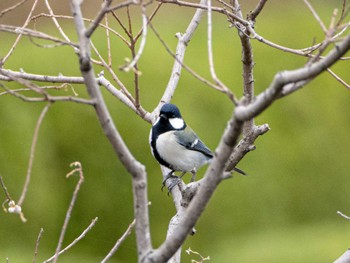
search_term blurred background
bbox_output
[1,0,350,262]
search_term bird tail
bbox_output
[232,167,247,176]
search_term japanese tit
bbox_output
[150,103,245,187]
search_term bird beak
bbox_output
[160,113,167,119]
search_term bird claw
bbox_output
[161,173,181,194]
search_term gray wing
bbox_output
[174,127,213,158]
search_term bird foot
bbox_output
[161,172,181,194]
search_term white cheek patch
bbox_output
[169,117,184,129]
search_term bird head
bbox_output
[156,103,186,131]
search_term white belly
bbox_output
[156,131,210,172]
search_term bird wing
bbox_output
[174,127,213,158]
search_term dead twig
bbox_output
[44,217,98,263]
[52,162,85,263]
[18,103,51,208]
[101,219,136,262]
[32,228,44,263]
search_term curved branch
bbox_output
[71,0,151,259]
[235,32,350,121]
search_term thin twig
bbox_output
[44,0,76,50]
[86,0,113,38]
[1,85,95,104]
[233,0,255,134]
[247,0,268,22]
[0,25,77,48]
[337,211,350,220]
[303,0,328,33]
[120,5,148,72]
[107,0,139,12]
[157,0,248,26]
[32,228,44,263]
[0,175,12,202]
[52,162,85,263]
[18,103,51,206]
[101,219,136,263]
[0,68,84,83]
[0,175,27,222]
[44,217,98,263]
[327,68,350,90]
[207,0,234,100]
[2,0,40,63]
[105,14,112,67]
[149,23,233,99]
[30,13,130,46]
[0,0,29,18]
[90,41,136,104]
[134,3,162,41]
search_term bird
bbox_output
[149,103,245,190]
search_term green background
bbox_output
[1,0,350,262]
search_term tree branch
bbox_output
[235,33,350,121]
[70,1,152,259]
[145,113,244,262]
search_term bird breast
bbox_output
[156,131,210,172]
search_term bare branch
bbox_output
[97,73,152,122]
[107,0,139,12]
[52,162,85,263]
[207,0,235,102]
[18,103,51,207]
[0,175,12,202]
[71,1,151,258]
[120,5,148,72]
[303,0,328,33]
[334,249,350,263]
[327,68,350,90]
[226,124,270,171]
[0,0,29,18]
[0,25,77,48]
[2,0,40,63]
[0,69,84,83]
[32,228,44,263]
[44,217,98,263]
[232,0,255,134]
[44,0,77,52]
[235,33,350,121]
[153,0,206,118]
[146,112,244,263]
[105,14,112,67]
[247,0,268,22]
[0,176,27,222]
[101,219,136,263]
[86,0,113,38]
[337,210,350,220]
[157,0,249,26]
[149,22,231,98]
[30,13,130,46]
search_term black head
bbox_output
[152,103,186,137]
[159,103,182,119]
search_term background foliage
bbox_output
[1,0,350,262]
